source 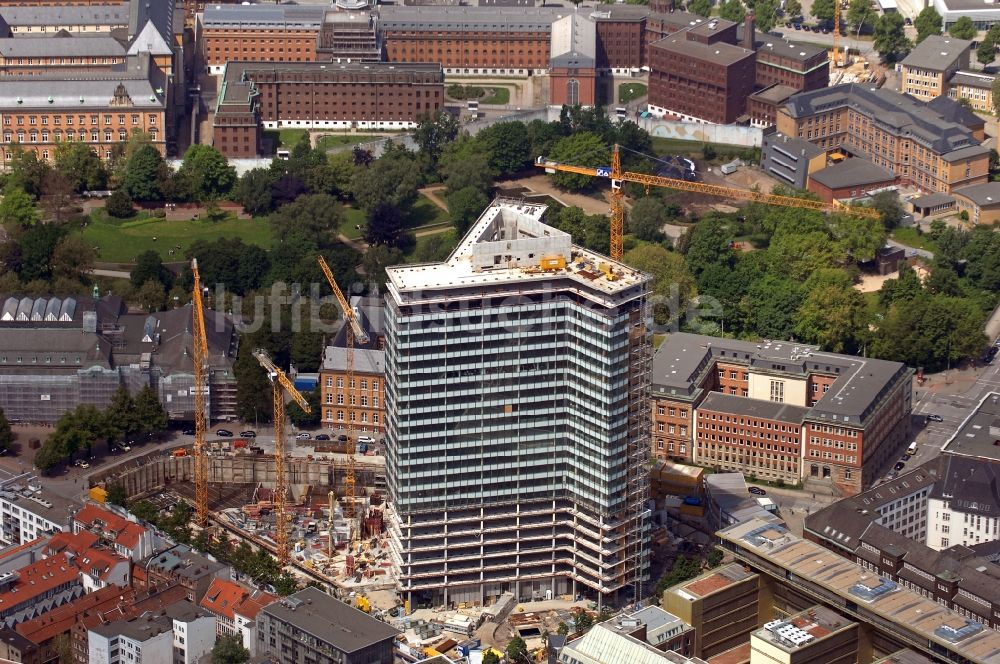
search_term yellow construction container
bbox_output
[88,487,108,503]
[539,255,567,271]
[598,262,620,281]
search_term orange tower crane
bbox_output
[191,258,210,528]
[252,349,311,566]
[317,256,370,549]
[536,144,882,260]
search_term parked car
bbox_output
[337,434,349,442]
[926,414,943,422]
[215,429,233,437]
[316,434,331,441]
[748,487,766,496]
[296,432,311,440]
[894,461,906,471]
[358,436,376,444]
[182,429,195,436]
[79,461,90,469]
[240,430,257,438]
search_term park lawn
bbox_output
[481,87,511,105]
[404,228,459,264]
[618,82,647,104]
[890,226,938,254]
[316,134,382,150]
[78,212,273,264]
[339,194,451,241]
[650,136,750,157]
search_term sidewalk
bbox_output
[918,365,984,397]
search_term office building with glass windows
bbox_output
[384,199,652,609]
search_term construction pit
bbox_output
[96,441,402,610]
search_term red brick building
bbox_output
[806,158,897,202]
[379,5,552,75]
[549,14,596,107]
[648,20,756,124]
[593,5,648,71]
[651,333,912,495]
[213,61,443,157]
[199,4,325,74]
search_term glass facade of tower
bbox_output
[384,202,651,608]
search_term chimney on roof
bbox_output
[744,13,755,50]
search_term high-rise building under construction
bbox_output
[384,199,651,608]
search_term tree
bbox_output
[506,635,529,663]
[413,110,459,168]
[683,215,732,277]
[871,191,905,229]
[287,390,321,428]
[122,145,167,201]
[753,0,781,33]
[234,168,275,216]
[795,280,867,353]
[546,132,610,191]
[106,484,128,507]
[557,622,570,636]
[349,152,421,214]
[707,548,724,567]
[811,0,835,23]
[440,138,493,195]
[105,190,134,219]
[574,612,594,633]
[18,223,66,282]
[0,186,38,228]
[978,36,997,66]
[482,651,501,664]
[623,244,695,327]
[874,12,911,62]
[128,500,159,523]
[847,0,873,31]
[134,385,168,435]
[948,15,977,40]
[718,0,746,22]
[269,193,345,250]
[365,202,405,247]
[177,145,236,201]
[131,250,172,289]
[6,147,49,198]
[447,186,489,235]
[211,633,250,663]
[0,407,12,454]
[40,170,76,224]
[136,279,166,312]
[235,345,272,424]
[689,0,713,16]
[53,142,107,193]
[477,121,532,176]
[361,245,404,289]
[655,555,703,596]
[51,236,96,283]
[628,197,669,242]
[914,6,942,43]
[785,0,802,18]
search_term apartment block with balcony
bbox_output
[385,199,651,609]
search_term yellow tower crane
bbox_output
[536,144,882,260]
[191,258,210,528]
[317,256,370,551]
[252,349,311,566]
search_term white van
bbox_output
[906,441,917,456]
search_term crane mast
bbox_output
[252,349,311,566]
[536,144,882,260]
[191,259,210,528]
[317,256,369,557]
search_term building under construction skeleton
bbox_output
[384,199,651,609]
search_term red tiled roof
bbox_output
[16,586,126,645]
[79,584,188,630]
[74,503,147,550]
[200,578,247,621]
[77,547,125,581]
[234,589,277,620]
[0,553,79,610]
[46,531,99,557]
